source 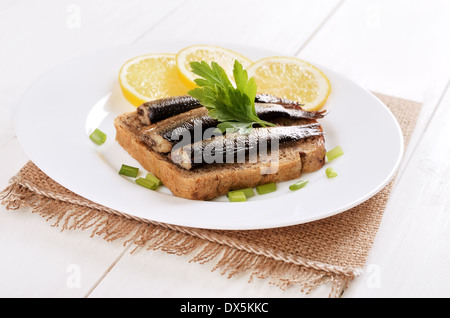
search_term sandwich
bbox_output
[114,61,327,200]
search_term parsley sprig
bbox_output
[187,60,275,133]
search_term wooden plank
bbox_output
[298,0,450,176]
[294,0,450,297]
[87,247,333,298]
[0,0,184,297]
[0,0,20,11]
[344,80,450,297]
[139,0,342,56]
[299,0,450,103]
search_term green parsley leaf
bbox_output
[188,60,275,133]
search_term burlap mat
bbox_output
[0,93,421,297]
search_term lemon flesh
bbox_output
[119,54,190,106]
[248,57,331,111]
[176,44,253,89]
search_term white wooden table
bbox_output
[1,0,450,298]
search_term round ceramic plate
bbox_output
[14,41,403,230]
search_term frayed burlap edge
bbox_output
[1,175,355,298]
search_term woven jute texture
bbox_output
[0,93,421,297]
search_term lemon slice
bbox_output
[176,44,253,89]
[247,57,331,111]
[119,53,190,106]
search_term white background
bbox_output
[1,0,449,298]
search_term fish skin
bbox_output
[137,95,201,125]
[140,108,211,153]
[170,124,324,170]
[254,93,303,107]
[136,94,310,125]
[140,103,326,153]
[254,103,326,120]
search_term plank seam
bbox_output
[131,0,189,44]
[83,243,134,298]
[294,0,346,55]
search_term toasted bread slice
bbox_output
[114,112,326,200]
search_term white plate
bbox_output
[14,41,403,230]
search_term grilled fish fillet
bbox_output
[114,111,326,200]
[140,103,326,153]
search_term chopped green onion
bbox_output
[325,167,338,178]
[228,188,254,199]
[326,146,344,162]
[119,164,139,178]
[227,188,254,202]
[241,188,255,198]
[256,183,276,195]
[145,173,162,187]
[289,180,309,191]
[227,191,247,202]
[89,128,107,145]
[135,177,159,190]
